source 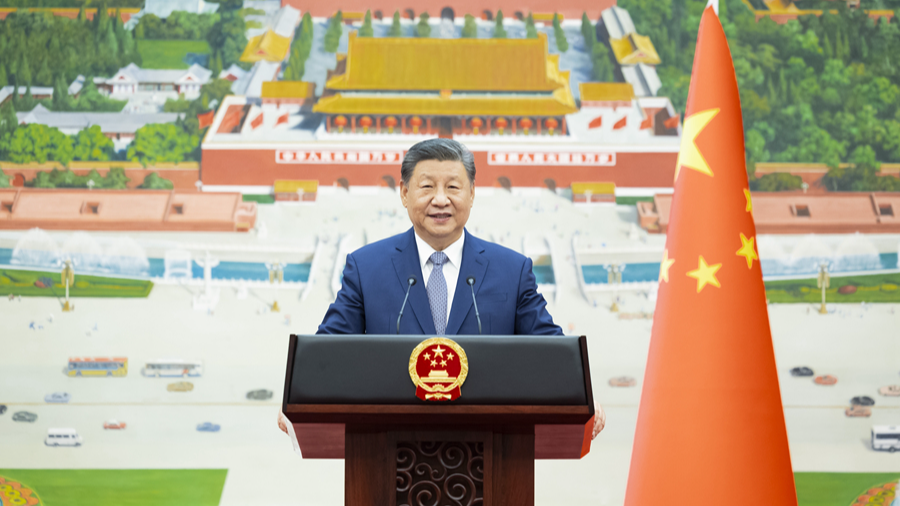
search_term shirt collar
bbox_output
[414,230,465,272]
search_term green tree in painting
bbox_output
[101,167,130,189]
[359,10,374,37]
[206,2,249,69]
[0,171,9,188]
[553,14,567,51]
[388,11,402,36]
[0,65,7,88]
[72,125,115,161]
[417,12,431,38]
[284,12,314,80]
[461,14,477,38]
[750,173,804,191]
[7,124,74,166]
[127,123,200,166]
[138,172,175,190]
[493,10,507,38]
[324,11,344,52]
[18,55,31,86]
[525,13,538,39]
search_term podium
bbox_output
[282,335,595,506]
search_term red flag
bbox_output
[276,112,289,126]
[197,110,215,129]
[250,113,264,130]
[624,5,796,506]
[613,116,627,129]
[664,114,680,129]
[640,116,652,129]
[588,116,602,129]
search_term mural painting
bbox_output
[0,0,898,504]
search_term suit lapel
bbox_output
[446,230,487,335]
[391,228,436,335]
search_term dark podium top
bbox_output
[282,334,595,459]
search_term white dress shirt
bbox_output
[414,231,465,324]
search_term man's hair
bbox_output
[400,138,476,186]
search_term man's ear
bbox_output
[399,180,408,207]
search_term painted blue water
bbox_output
[582,253,900,284]
[0,248,311,283]
[533,264,556,284]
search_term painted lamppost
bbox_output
[817,262,830,314]
[267,261,283,312]
[61,259,75,312]
[607,263,624,312]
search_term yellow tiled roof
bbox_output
[572,182,616,195]
[326,32,567,92]
[240,30,292,63]
[262,81,315,98]
[610,34,661,66]
[274,180,319,193]
[579,82,635,102]
[313,90,577,117]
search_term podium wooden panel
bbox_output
[283,335,595,506]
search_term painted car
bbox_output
[103,420,126,430]
[12,411,37,423]
[872,426,900,452]
[196,422,220,432]
[879,385,900,397]
[0,404,6,415]
[45,428,82,447]
[814,375,837,386]
[167,381,194,392]
[789,366,814,377]
[45,392,71,403]
[845,405,872,417]
[608,376,637,387]
[246,389,273,401]
[851,396,875,406]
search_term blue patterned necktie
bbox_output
[427,251,449,335]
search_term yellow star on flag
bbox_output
[744,188,752,214]
[736,233,759,269]
[674,108,720,182]
[686,255,722,292]
[659,249,675,283]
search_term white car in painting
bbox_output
[45,428,83,447]
[44,392,71,403]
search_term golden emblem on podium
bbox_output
[409,337,469,401]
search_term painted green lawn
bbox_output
[0,469,227,506]
[795,472,900,506]
[0,268,152,298]
[243,194,275,204]
[136,39,211,69]
[765,272,900,303]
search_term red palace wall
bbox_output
[201,148,677,189]
[280,0,616,22]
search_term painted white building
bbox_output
[94,64,213,99]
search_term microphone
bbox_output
[466,276,482,335]
[396,276,417,334]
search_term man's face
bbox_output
[400,159,474,250]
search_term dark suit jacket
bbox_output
[317,228,563,336]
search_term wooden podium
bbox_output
[282,335,595,506]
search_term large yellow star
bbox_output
[432,346,445,358]
[659,249,675,283]
[736,233,758,269]
[674,108,720,182]
[744,188,753,214]
[686,255,722,292]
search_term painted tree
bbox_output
[359,10,374,37]
[73,125,115,161]
[0,65,7,88]
[461,13,477,38]
[324,11,344,52]
[417,12,431,38]
[493,10,507,38]
[525,13,537,39]
[102,167,131,189]
[284,13,314,80]
[388,11,402,36]
[18,55,31,86]
[553,13,567,52]
[127,123,200,166]
[7,124,75,166]
[138,172,175,189]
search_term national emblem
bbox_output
[409,337,469,401]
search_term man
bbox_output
[313,138,605,438]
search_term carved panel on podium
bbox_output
[396,441,484,506]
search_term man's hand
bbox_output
[592,401,606,439]
[277,411,289,434]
